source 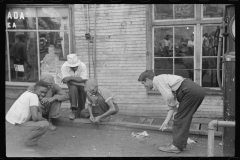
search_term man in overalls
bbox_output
[80,79,119,122]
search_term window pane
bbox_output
[202,58,222,70]
[37,8,69,30]
[7,8,36,29]
[175,26,194,57]
[9,32,39,82]
[154,28,173,57]
[203,4,224,18]
[175,70,193,80]
[202,26,219,57]
[154,58,173,76]
[202,70,222,87]
[154,4,173,20]
[6,35,9,81]
[175,4,194,19]
[175,58,194,80]
[39,31,69,60]
[155,70,173,76]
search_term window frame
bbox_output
[146,4,224,95]
[5,4,75,82]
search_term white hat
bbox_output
[66,54,81,67]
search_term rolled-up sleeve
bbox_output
[61,63,71,79]
[79,63,88,80]
[153,77,178,108]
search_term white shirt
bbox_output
[153,74,185,109]
[6,91,39,125]
[187,40,194,47]
[61,61,88,79]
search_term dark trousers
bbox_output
[172,79,205,150]
[40,101,62,119]
[68,84,87,116]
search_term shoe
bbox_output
[49,122,57,131]
[100,116,111,122]
[165,143,186,151]
[69,111,76,120]
[159,144,181,153]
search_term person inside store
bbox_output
[6,80,50,146]
[61,54,88,120]
[138,70,205,153]
[27,74,69,131]
[80,79,119,122]
[10,34,31,81]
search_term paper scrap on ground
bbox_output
[132,131,149,139]
[187,138,197,144]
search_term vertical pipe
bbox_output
[87,4,91,79]
[208,129,215,157]
[94,4,97,79]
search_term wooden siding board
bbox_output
[72,4,223,119]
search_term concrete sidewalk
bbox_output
[6,99,223,137]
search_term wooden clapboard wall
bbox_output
[73,4,223,118]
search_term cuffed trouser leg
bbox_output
[48,101,62,119]
[21,120,49,146]
[172,79,205,150]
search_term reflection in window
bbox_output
[202,25,223,87]
[203,4,224,18]
[154,26,195,80]
[7,8,36,30]
[175,4,194,19]
[9,32,38,82]
[37,8,69,30]
[202,26,220,57]
[154,28,173,57]
[154,4,173,20]
[175,26,194,57]
[154,4,195,20]
[39,31,69,60]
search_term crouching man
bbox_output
[6,80,50,146]
[80,79,119,122]
[27,74,69,130]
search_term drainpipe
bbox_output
[87,4,91,79]
[208,120,235,157]
[94,4,97,79]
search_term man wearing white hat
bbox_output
[61,54,88,120]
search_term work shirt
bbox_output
[153,74,185,110]
[61,61,88,79]
[6,91,39,125]
[27,84,69,102]
[86,86,117,105]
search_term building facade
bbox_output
[5,4,225,118]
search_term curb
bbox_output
[53,117,222,137]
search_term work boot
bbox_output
[69,110,77,120]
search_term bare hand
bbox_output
[89,115,95,122]
[159,122,168,131]
[93,116,101,123]
[41,97,56,104]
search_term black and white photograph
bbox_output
[4,3,235,158]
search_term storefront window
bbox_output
[7,8,36,29]
[154,4,195,20]
[202,25,223,87]
[154,26,194,80]
[9,32,38,82]
[203,4,224,18]
[6,6,70,83]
